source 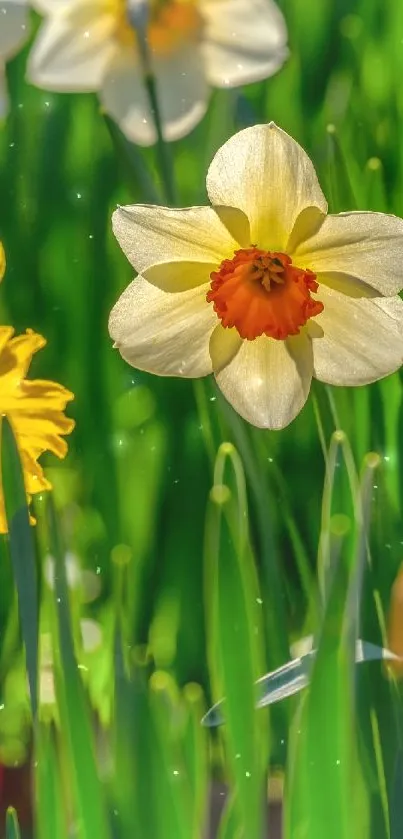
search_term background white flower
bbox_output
[27,0,288,145]
[108,123,403,429]
[0,0,29,117]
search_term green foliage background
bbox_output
[1,0,403,837]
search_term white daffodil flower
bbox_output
[0,0,29,118]
[27,0,288,145]
[109,123,403,430]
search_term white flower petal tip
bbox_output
[206,123,327,250]
[293,210,403,296]
[201,0,288,88]
[211,332,313,430]
[109,276,216,378]
[27,11,116,92]
[312,292,403,386]
[111,203,249,280]
[201,638,401,727]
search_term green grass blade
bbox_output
[5,808,20,839]
[205,442,269,839]
[182,683,208,839]
[34,494,110,839]
[217,794,242,839]
[0,416,38,720]
[286,439,375,839]
[35,723,68,839]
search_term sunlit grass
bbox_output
[1,0,403,837]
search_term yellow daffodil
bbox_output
[0,326,74,533]
[109,123,403,429]
[0,0,29,117]
[27,0,288,145]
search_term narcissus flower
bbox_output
[109,123,403,429]
[0,326,75,533]
[27,0,288,145]
[0,0,29,117]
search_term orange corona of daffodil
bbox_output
[109,123,403,429]
[0,324,75,534]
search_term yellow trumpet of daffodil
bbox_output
[27,0,288,145]
[0,0,29,118]
[0,248,74,531]
[109,123,403,429]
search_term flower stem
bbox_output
[143,71,177,205]
[131,0,177,205]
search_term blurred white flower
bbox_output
[109,122,403,429]
[44,552,102,602]
[27,0,288,145]
[0,0,29,118]
[38,620,103,705]
[80,618,103,652]
[44,551,81,590]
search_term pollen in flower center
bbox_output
[207,247,324,341]
[117,0,203,55]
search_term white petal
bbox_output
[31,0,69,10]
[200,0,288,88]
[0,0,28,59]
[292,211,403,296]
[112,204,248,279]
[312,287,403,385]
[206,123,327,251]
[109,276,216,377]
[100,52,155,146]
[213,332,313,429]
[27,7,116,91]
[101,43,208,146]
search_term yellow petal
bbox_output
[109,275,217,377]
[0,330,46,384]
[312,287,403,385]
[209,324,242,373]
[0,328,74,534]
[144,262,216,293]
[201,0,288,88]
[112,204,247,281]
[206,122,327,251]
[213,331,313,428]
[0,326,14,354]
[291,211,403,296]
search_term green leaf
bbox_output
[0,416,38,720]
[5,808,20,839]
[205,442,269,839]
[34,494,110,839]
[35,723,68,839]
